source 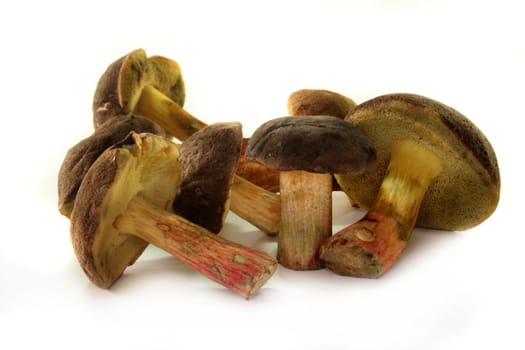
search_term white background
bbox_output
[1,0,523,349]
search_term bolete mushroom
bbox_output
[173,122,281,235]
[287,88,359,192]
[287,89,357,119]
[58,114,165,217]
[173,122,242,233]
[246,116,376,270]
[236,89,359,193]
[320,93,500,278]
[92,48,206,140]
[70,131,277,298]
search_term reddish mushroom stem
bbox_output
[320,139,443,278]
[115,195,277,299]
[279,170,333,270]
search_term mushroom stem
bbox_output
[229,175,281,235]
[278,170,333,270]
[321,139,443,278]
[115,195,277,299]
[135,85,207,140]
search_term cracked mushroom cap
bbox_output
[92,48,185,128]
[173,122,243,233]
[336,93,500,231]
[58,114,165,217]
[245,115,376,174]
[70,132,181,288]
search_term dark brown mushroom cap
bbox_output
[92,48,185,128]
[58,114,165,217]
[173,122,243,233]
[70,132,181,288]
[287,89,357,119]
[336,93,500,231]
[245,116,376,174]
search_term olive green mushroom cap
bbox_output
[245,115,376,174]
[173,122,243,233]
[70,132,181,288]
[58,114,165,217]
[336,93,500,231]
[92,48,185,128]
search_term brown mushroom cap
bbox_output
[245,115,376,174]
[336,93,500,231]
[287,89,357,119]
[173,122,243,233]
[92,48,185,128]
[58,114,165,217]
[70,132,181,288]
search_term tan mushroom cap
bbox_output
[336,93,500,231]
[173,122,243,234]
[70,132,181,288]
[58,115,165,217]
[92,48,185,128]
[287,89,357,119]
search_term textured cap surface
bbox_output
[245,116,376,174]
[173,122,243,233]
[336,93,500,230]
[287,89,357,119]
[58,114,164,217]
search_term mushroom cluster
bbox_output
[58,49,500,298]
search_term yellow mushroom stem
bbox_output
[320,139,443,278]
[229,176,281,235]
[279,170,333,270]
[135,85,207,141]
[114,195,277,299]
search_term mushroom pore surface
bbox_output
[70,132,181,288]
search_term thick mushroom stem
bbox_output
[135,85,207,141]
[320,139,443,278]
[115,195,277,299]
[279,170,333,270]
[229,176,281,235]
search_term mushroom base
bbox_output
[279,170,332,270]
[322,139,443,277]
[116,195,278,298]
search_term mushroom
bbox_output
[70,131,277,298]
[58,114,165,217]
[92,48,206,139]
[173,122,242,234]
[287,88,359,192]
[320,93,500,278]
[246,116,376,270]
[174,122,281,235]
[287,89,357,119]
[92,49,280,233]
[236,89,359,193]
